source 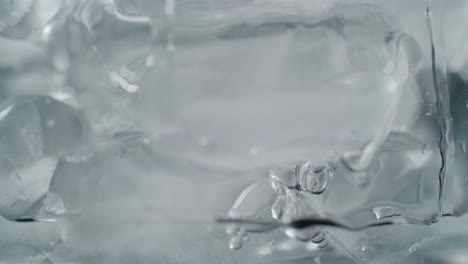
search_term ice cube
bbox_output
[0,96,88,220]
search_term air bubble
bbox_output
[297,162,333,194]
[229,235,243,250]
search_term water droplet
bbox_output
[464,176,468,184]
[229,235,243,250]
[372,206,402,219]
[314,257,322,264]
[461,140,466,154]
[297,162,333,194]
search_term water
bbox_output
[0,0,466,263]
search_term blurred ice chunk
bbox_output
[0,0,60,40]
[0,96,88,221]
[0,0,32,32]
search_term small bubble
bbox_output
[298,162,333,194]
[311,232,328,248]
[461,140,466,153]
[311,232,326,244]
[314,257,322,264]
[229,235,243,250]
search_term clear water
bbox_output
[0,0,467,263]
